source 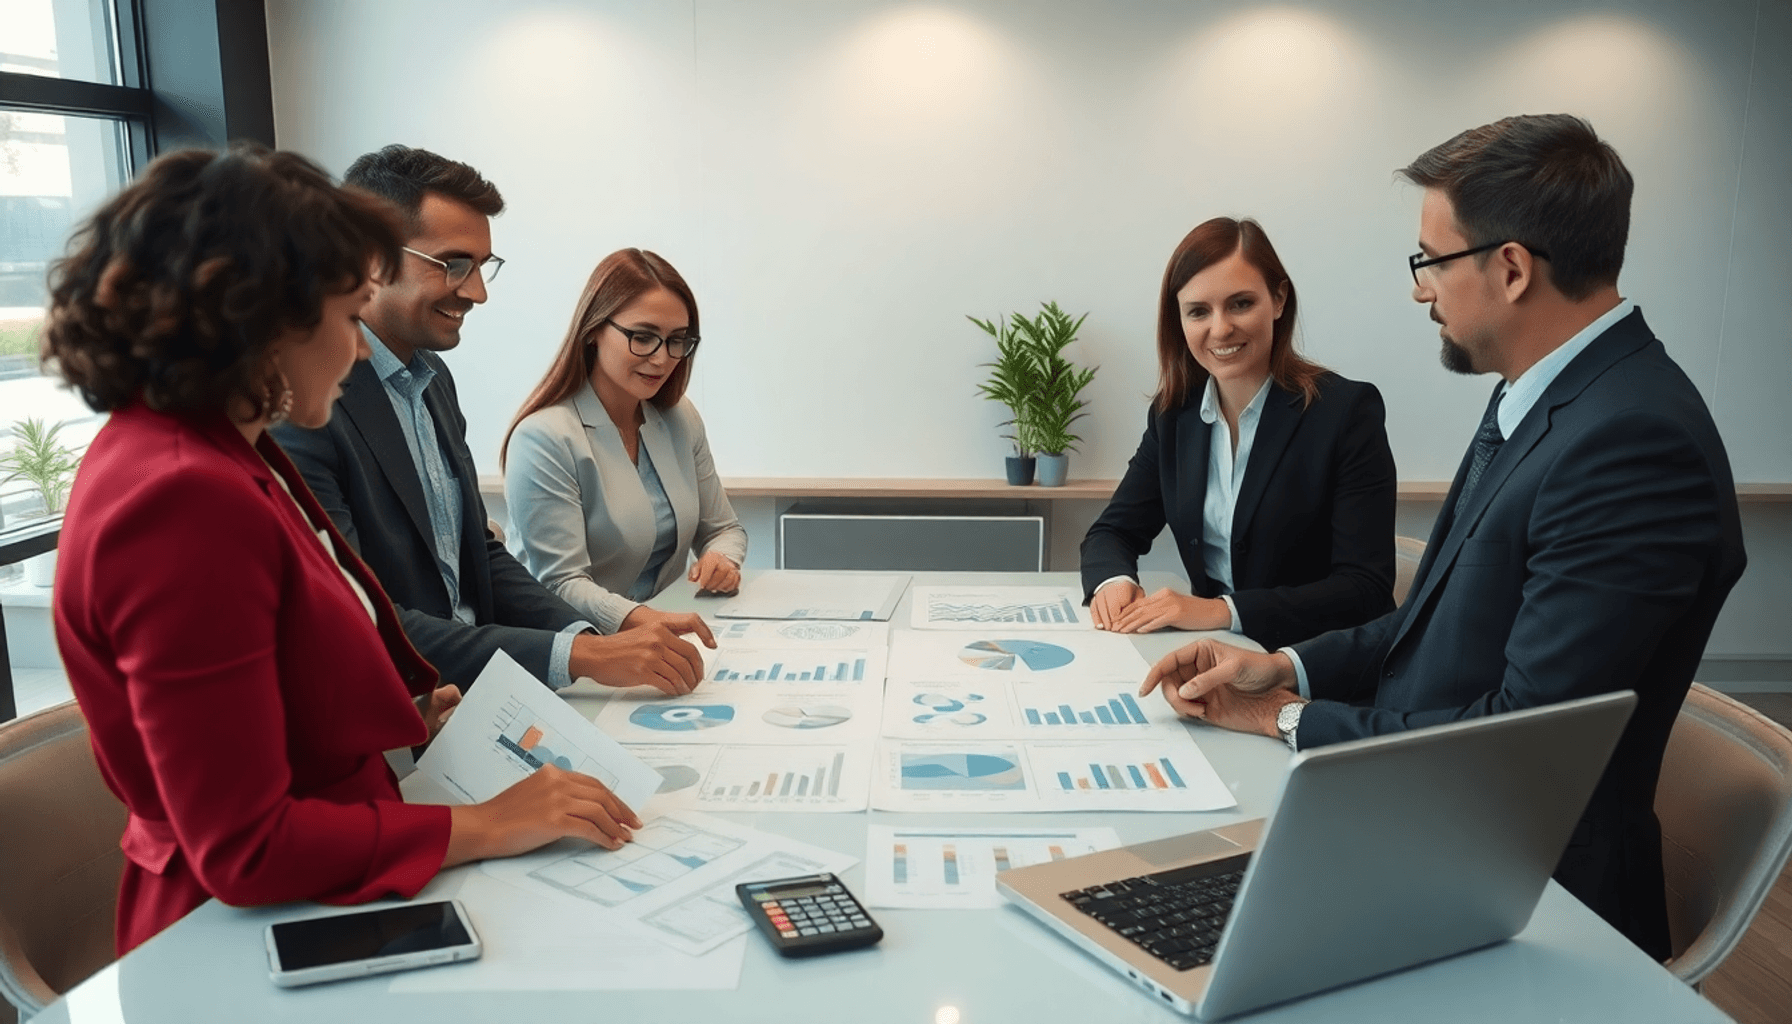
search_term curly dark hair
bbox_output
[43,145,405,416]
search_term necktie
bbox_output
[1453,390,1505,521]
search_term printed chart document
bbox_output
[594,683,882,747]
[870,735,1234,813]
[910,585,1091,630]
[415,650,661,810]
[864,826,1121,909]
[881,678,1188,740]
[888,629,1149,684]
[623,742,874,814]
[705,618,890,650]
[703,644,889,686]
[479,811,856,956]
[388,871,746,992]
[715,571,909,621]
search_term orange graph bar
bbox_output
[519,725,544,751]
[1143,763,1169,789]
[1077,777,1091,789]
[765,773,779,795]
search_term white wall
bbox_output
[266,0,1792,658]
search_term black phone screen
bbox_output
[270,901,472,971]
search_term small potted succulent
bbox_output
[971,302,1097,486]
[0,417,82,586]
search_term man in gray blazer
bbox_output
[275,145,708,696]
[1140,114,1746,959]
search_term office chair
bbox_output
[0,701,126,1018]
[1392,536,1426,607]
[1655,683,1792,987]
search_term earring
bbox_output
[266,369,294,423]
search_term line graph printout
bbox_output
[715,571,910,621]
[592,685,881,746]
[881,680,1188,739]
[910,586,1091,631]
[870,735,1233,812]
[888,630,1148,684]
[864,826,1121,909]
[417,650,661,809]
[480,811,855,956]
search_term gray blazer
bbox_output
[504,387,748,632]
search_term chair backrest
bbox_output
[1392,535,1426,607]
[0,702,126,1017]
[1655,683,1792,986]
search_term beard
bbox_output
[1439,337,1475,374]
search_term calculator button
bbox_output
[850,918,869,927]
[816,925,836,933]
[798,927,818,936]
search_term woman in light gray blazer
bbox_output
[503,249,747,635]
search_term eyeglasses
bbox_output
[1408,240,1550,284]
[604,319,700,359]
[402,247,505,287]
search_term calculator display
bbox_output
[758,883,830,899]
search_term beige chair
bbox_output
[0,702,126,1018]
[1392,535,1426,607]
[1655,683,1792,987]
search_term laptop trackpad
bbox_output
[1129,830,1243,866]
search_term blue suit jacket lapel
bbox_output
[337,360,436,551]
[1174,406,1215,591]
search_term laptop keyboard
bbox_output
[1060,858,1248,971]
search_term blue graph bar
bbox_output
[800,671,811,680]
[1024,607,1037,622]
[1026,709,1042,725]
[1089,763,1110,790]
[1079,711,1094,723]
[1121,693,1147,724]
[779,774,794,796]
[1160,758,1186,788]
[859,610,872,620]
[798,776,810,796]
[1095,705,1114,724]
[1057,771,1074,790]
[1058,704,1076,723]
[854,659,866,680]
[1048,604,1064,622]
[769,663,783,678]
[1059,598,1077,622]
[1128,765,1147,788]
[1045,712,1060,725]
[835,662,846,678]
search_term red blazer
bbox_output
[54,403,453,954]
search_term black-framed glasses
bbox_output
[402,246,505,287]
[1408,241,1550,284]
[604,319,700,359]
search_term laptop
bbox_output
[995,690,1637,1020]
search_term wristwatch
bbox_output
[1276,699,1307,751]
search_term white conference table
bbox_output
[37,571,1730,1024]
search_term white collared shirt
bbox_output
[1496,299,1634,438]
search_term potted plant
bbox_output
[971,302,1098,487]
[0,417,82,587]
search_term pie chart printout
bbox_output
[958,639,1076,672]
[900,751,1027,791]
[654,764,703,793]
[630,705,737,731]
[763,705,854,729]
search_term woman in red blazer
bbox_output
[47,147,640,955]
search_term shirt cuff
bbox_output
[549,620,599,691]
[1278,646,1312,699]
[1220,594,1242,634]
[1093,575,1138,597]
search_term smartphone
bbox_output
[265,899,481,988]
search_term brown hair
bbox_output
[343,144,504,229]
[1399,114,1630,300]
[43,146,403,416]
[502,248,698,468]
[1153,217,1326,415]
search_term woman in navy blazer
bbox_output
[47,148,640,953]
[1081,218,1397,651]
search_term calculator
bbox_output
[736,873,884,957]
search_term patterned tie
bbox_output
[1453,389,1506,521]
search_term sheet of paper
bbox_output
[622,742,873,813]
[864,826,1122,909]
[478,811,857,955]
[706,618,890,650]
[881,678,1188,740]
[715,571,909,621]
[909,585,1092,630]
[415,650,662,810]
[702,645,889,686]
[887,629,1149,684]
[594,683,881,746]
[870,734,1235,813]
[387,871,745,992]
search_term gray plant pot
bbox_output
[1004,456,1036,486]
[1036,453,1069,487]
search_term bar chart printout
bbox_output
[694,745,870,811]
[864,826,1121,909]
[910,586,1092,631]
[1025,740,1236,812]
[1023,691,1150,727]
[712,653,869,682]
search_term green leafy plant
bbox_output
[0,417,81,517]
[970,301,1097,457]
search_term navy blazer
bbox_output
[273,354,587,688]
[1081,373,1397,650]
[1293,309,1747,959]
